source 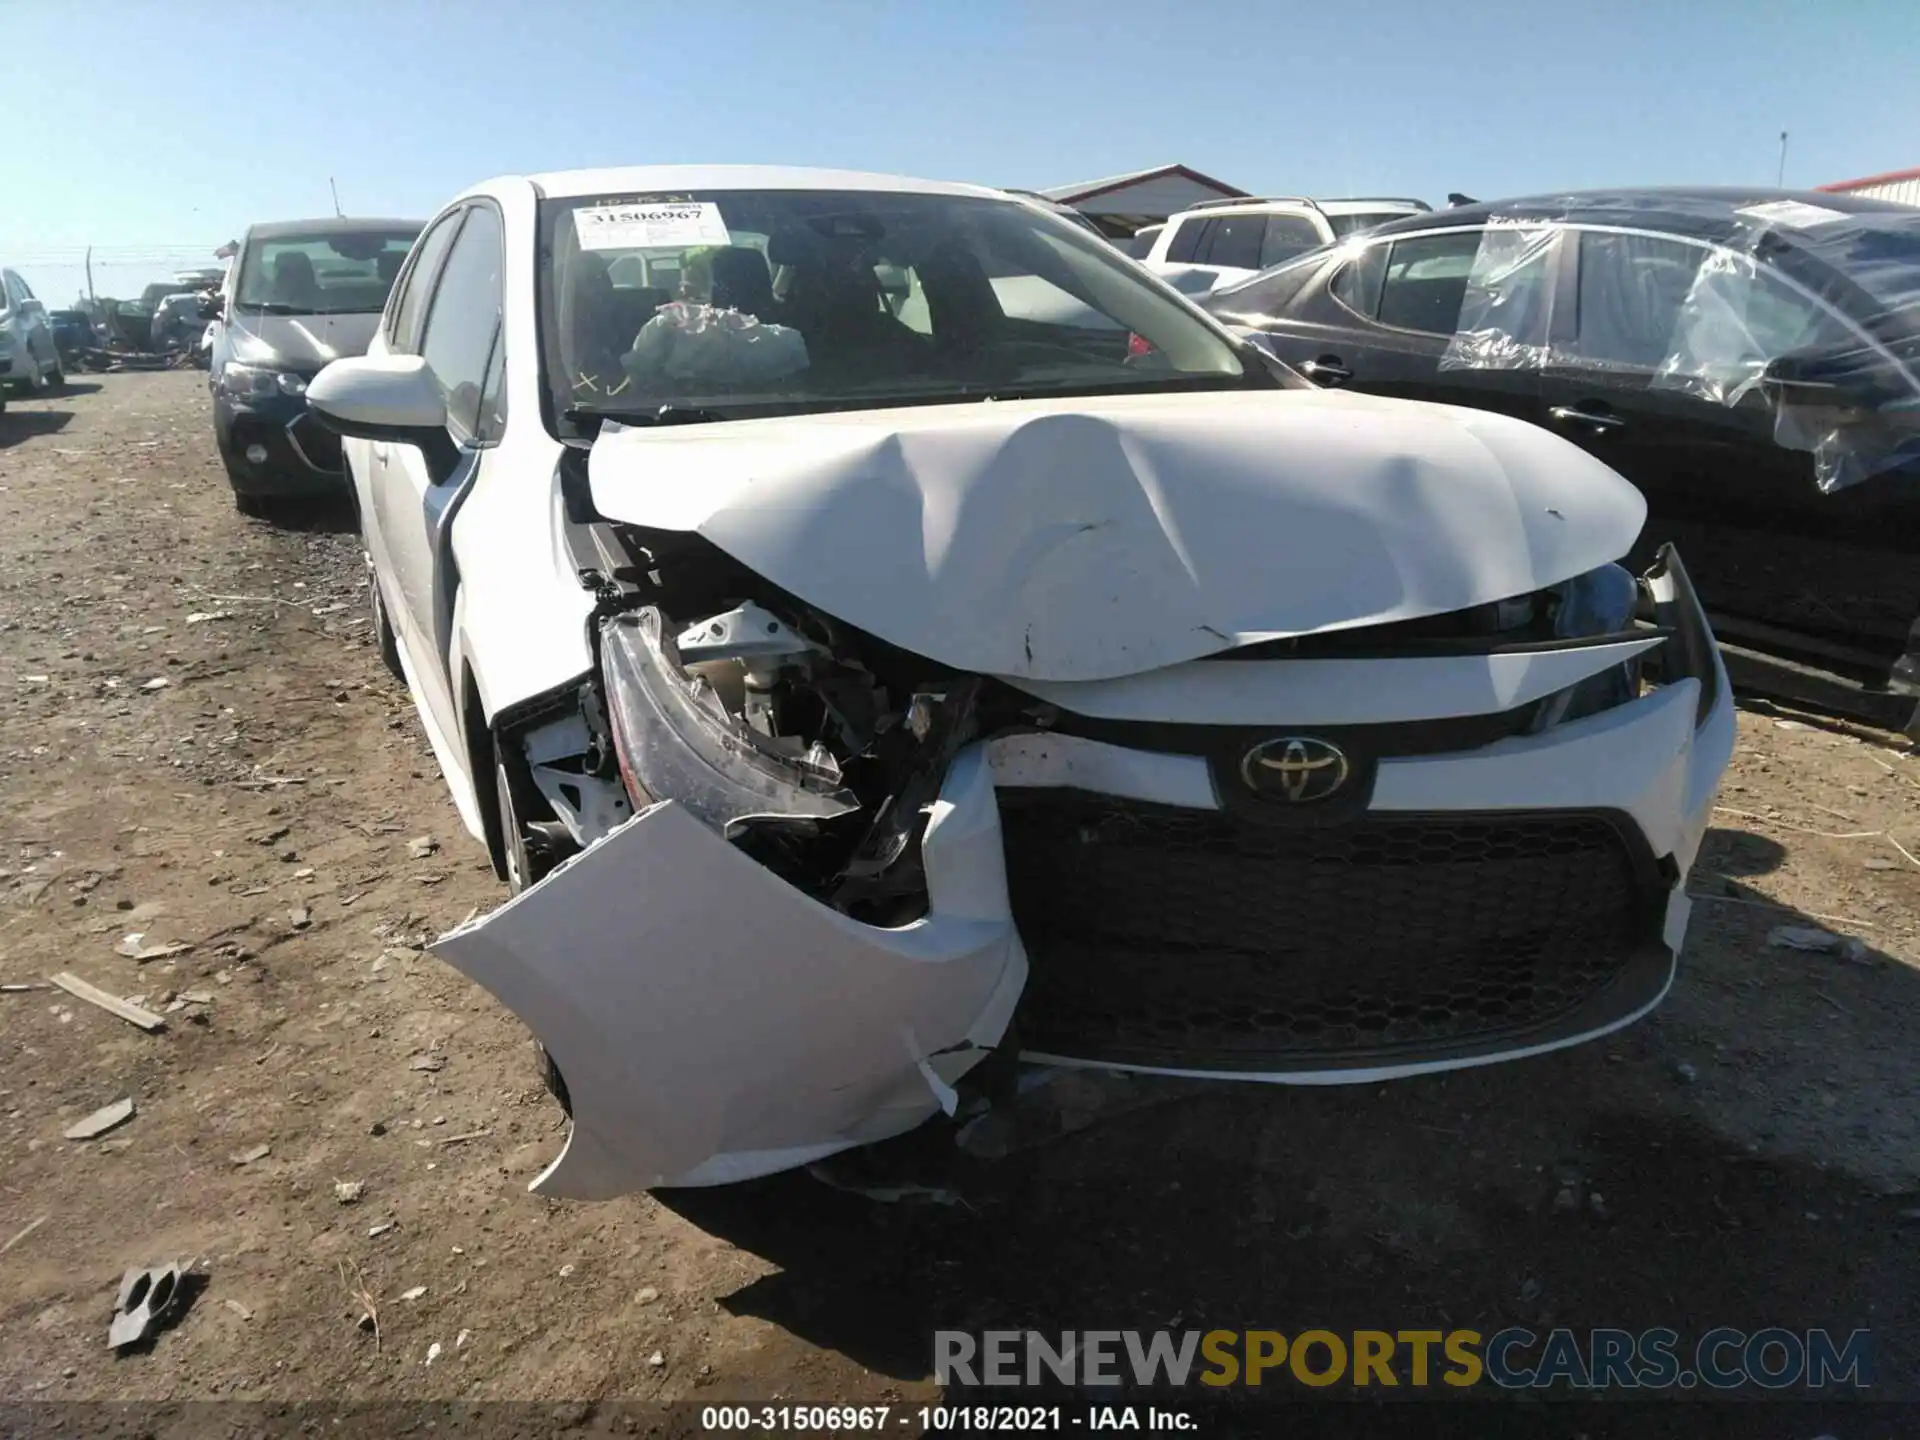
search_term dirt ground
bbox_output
[3,372,1919,1435]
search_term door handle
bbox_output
[1549,405,1626,433]
[1300,357,1352,385]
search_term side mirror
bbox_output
[309,354,457,477]
[310,354,446,436]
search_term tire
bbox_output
[367,561,403,680]
[493,756,575,1117]
[232,489,271,518]
[493,754,551,896]
[47,362,64,390]
[539,1042,574,1117]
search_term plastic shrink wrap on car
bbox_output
[1437,194,1920,493]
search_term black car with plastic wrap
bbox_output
[1206,188,1920,733]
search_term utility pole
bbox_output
[330,177,344,217]
[86,244,97,314]
[1777,130,1789,188]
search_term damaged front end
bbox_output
[436,511,1032,1195]
[435,401,1731,1199]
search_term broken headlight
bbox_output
[1530,561,1643,731]
[599,607,859,837]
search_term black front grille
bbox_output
[998,793,1663,1071]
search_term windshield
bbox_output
[234,227,421,315]
[541,189,1250,431]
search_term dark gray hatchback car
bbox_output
[208,217,422,515]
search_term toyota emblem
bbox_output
[1240,737,1351,804]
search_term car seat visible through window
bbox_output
[708,246,775,320]
[271,251,321,309]
[559,252,631,393]
[768,225,927,382]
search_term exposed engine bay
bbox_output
[504,501,1020,926]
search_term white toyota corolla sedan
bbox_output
[308,165,1735,1198]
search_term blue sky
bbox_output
[7,0,1915,304]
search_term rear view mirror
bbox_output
[197,294,222,322]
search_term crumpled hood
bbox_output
[225,310,380,371]
[587,387,1646,683]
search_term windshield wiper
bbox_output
[236,302,302,315]
[563,404,733,433]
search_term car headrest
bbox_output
[709,246,774,315]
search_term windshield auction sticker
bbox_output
[575,201,732,251]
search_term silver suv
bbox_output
[0,267,64,403]
[1142,196,1432,292]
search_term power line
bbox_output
[9,248,222,259]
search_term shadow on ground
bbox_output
[658,826,1918,1432]
[251,494,359,536]
[0,410,74,447]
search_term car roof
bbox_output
[244,216,424,241]
[522,164,1008,202]
[1173,197,1426,219]
[1362,186,1920,244]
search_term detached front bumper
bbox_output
[434,549,1734,1195]
[436,744,1028,1197]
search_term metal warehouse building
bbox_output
[1818,165,1920,206]
[1040,163,1248,237]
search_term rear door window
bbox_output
[1573,231,1710,367]
[1329,243,1390,319]
[1260,216,1324,269]
[1164,217,1210,264]
[1376,231,1484,334]
[1201,214,1266,270]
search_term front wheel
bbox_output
[367,561,403,680]
[493,753,573,1114]
[493,754,554,895]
